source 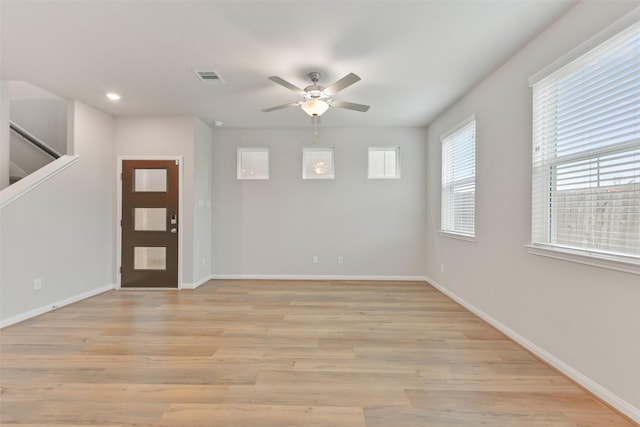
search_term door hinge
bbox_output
[119,266,122,274]
[175,160,179,165]
[120,172,123,180]
[120,219,122,226]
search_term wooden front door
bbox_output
[121,160,179,288]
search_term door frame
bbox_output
[116,155,184,289]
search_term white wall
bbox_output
[0,82,9,190]
[0,101,114,324]
[114,116,211,287]
[425,1,640,417]
[193,118,213,286]
[212,127,427,279]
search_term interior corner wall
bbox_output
[193,118,213,285]
[424,1,640,414]
[0,81,10,190]
[211,127,427,279]
[114,116,197,286]
[0,100,115,324]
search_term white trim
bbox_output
[181,274,214,290]
[9,161,27,178]
[529,7,640,86]
[0,155,79,209]
[0,284,114,329]
[439,231,477,242]
[211,274,427,282]
[526,245,640,276]
[116,156,184,290]
[425,276,640,424]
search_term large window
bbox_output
[530,19,640,264]
[441,116,476,238]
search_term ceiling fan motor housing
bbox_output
[303,86,329,101]
[303,72,330,102]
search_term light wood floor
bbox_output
[0,280,634,426]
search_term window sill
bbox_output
[526,244,640,276]
[440,231,476,242]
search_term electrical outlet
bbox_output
[312,255,318,264]
[34,278,42,291]
[337,256,344,264]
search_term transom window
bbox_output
[237,148,269,180]
[303,148,335,179]
[368,147,400,179]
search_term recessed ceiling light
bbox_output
[106,92,121,101]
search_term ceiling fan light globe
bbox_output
[301,99,329,117]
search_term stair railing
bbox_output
[10,121,62,159]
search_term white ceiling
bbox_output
[0,0,576,128]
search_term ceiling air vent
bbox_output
[193,70,225,85]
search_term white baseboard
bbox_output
[0,283,115,329]
[424,276,640,424]
[210,274,428,281]
[181,275,214,290]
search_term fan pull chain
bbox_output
[313,116,318,144]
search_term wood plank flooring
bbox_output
[0,280,634,426]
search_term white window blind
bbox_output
[531,19,640,263]
[441,117,476,237]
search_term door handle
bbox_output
[170,228,177,234]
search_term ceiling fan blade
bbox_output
[325,73,361,95]
[331,100,370,112]
[262,102,301,113]
[268,76,303,93]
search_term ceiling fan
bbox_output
[262,72,370,117]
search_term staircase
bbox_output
[9,121,61,184]
[4,80,68,186]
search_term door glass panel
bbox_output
[134,169,167,192]
[134,247,166,270]
[134,208,167,231]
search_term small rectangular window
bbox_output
[368,147,400,179]
[441,116,476,238]
[237,148,269,180]
[303,148,335,179]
